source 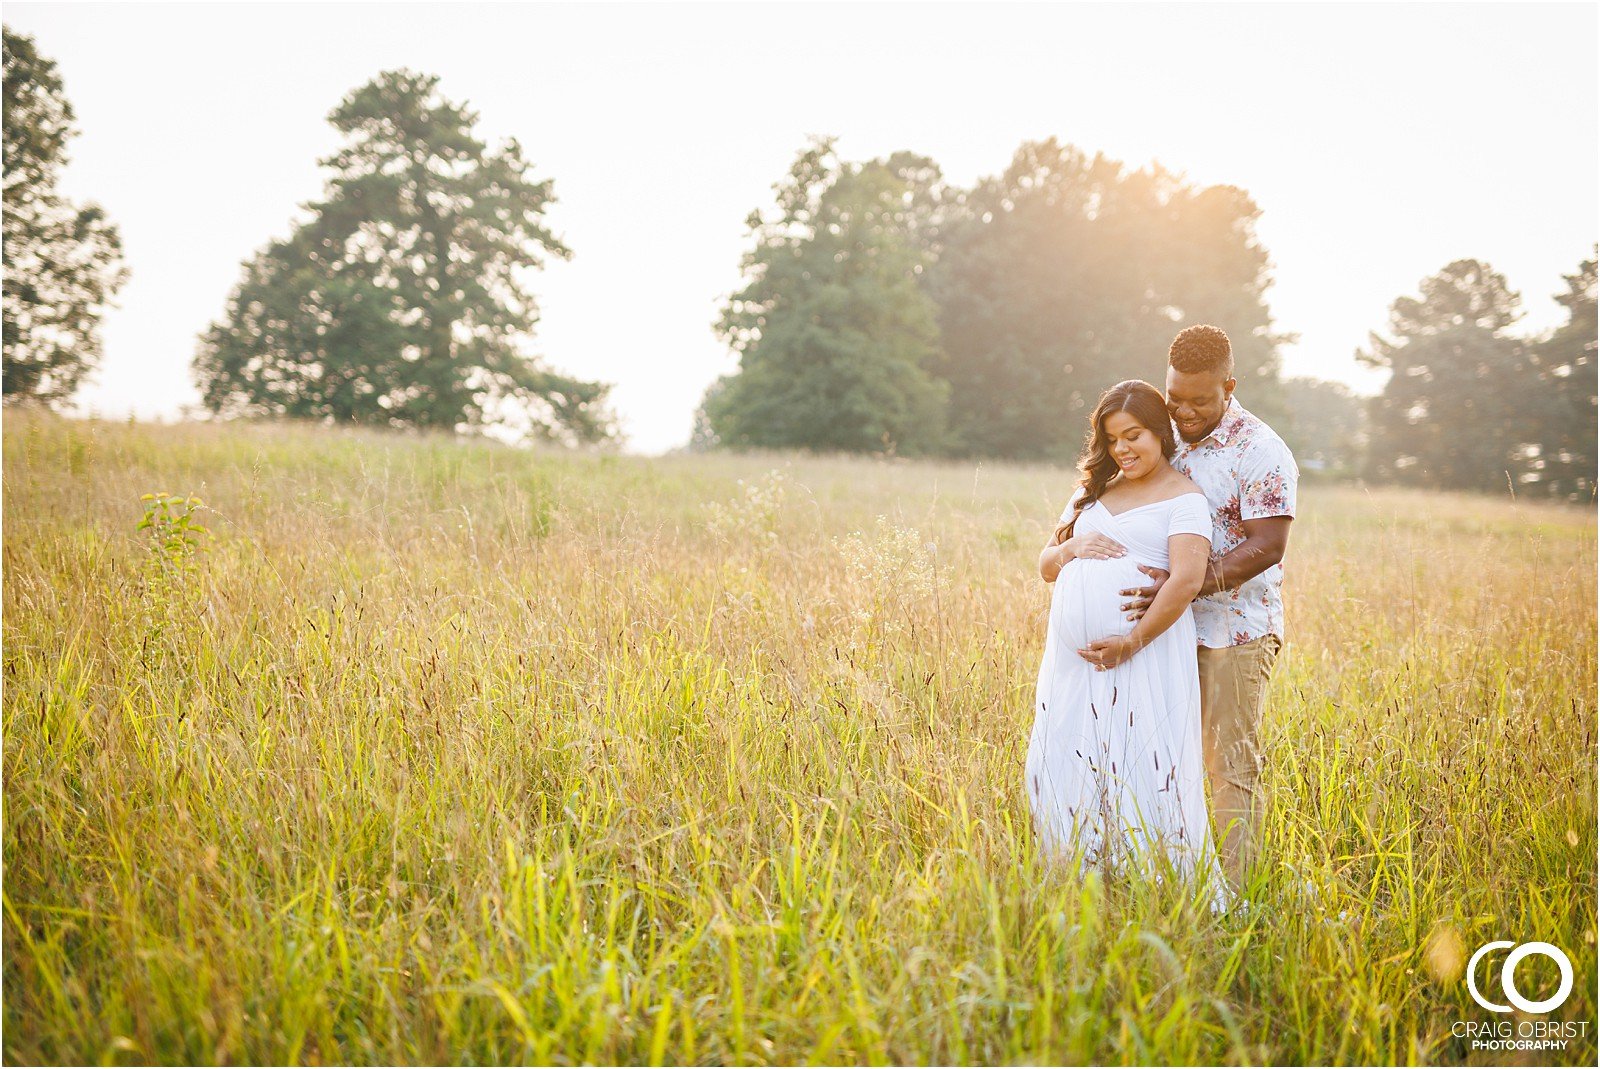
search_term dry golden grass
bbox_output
[3,407,1595,1065]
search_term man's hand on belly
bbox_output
[1119,565,1169,621]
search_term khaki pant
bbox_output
[1197,633,1281,889]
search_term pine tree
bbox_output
[2,28,127,404]
[1358,260,1530,493]
[194,70,611,443]
[1525,253,1597,500]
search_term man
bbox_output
[1122,324,1297,892]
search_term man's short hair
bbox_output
[1168,324,1233,377]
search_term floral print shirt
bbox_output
[1170,398,1297,649]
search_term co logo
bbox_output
[1466,941,1574,1014]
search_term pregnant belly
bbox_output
[1052,556,1149,649]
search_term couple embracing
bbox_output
[1025,324,1297,908]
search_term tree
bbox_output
[2,27,127,404]
[702,137,950,455]
[1357,259,1531,493]
[1279,377,1366,478]
[925,139,1286,460]
[1522,253,1596,501]
[194,69,611,444]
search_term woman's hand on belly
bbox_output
[1063,532,1127,561]
[1077,633,1140,672]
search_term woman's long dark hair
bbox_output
[1053,380,1176,544]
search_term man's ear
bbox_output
[1223,377,1237,398]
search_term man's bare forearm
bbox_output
[1129,569,1204,648]
[1197,536,1284,598]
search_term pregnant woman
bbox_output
[1025,379,1226,903]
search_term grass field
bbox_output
[3,407,1596,1066]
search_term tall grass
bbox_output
[3,407,1595,1065]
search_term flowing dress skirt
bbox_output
[1025,552,1226,901]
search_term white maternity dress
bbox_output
[1025,490,1227,900]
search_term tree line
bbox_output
[702,136,1596,501]
[3,29,1593,500]
[700,136,1287,459]
[1357,257,1596,499]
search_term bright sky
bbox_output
[6,0,1596,454]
